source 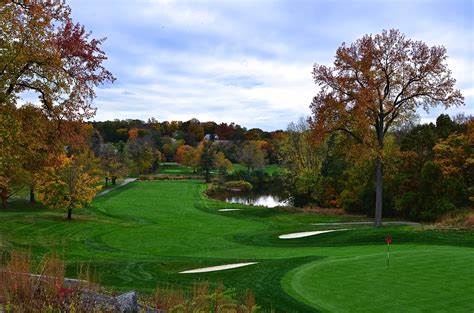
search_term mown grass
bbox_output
[231,164,282,175]
[158,162,195,175]
[0,180,473,312]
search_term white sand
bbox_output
[311,221,420,226]
[218,209,242,212]
[279,229,348,239]
[180,262,258,274]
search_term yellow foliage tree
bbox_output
[36,154,101,220]
[215,152,233,175]
[433,119,473,202]
[0,103,28,209]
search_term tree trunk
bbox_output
[105,176,109,187]
[374,155,383,227]
[112,176,117,185]
[1,189,7,209]
[67,208,72,220]
[374,118,384,228]
[29,187,35,203]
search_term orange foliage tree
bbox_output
[311,29,463,226]
[36,154,101,220]
[175,145,194,164]
[0,0,114,121]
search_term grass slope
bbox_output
[0,180,473,312]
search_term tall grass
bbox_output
[0,250,100,312]
[149,281,259,312]
[433,210,474,229]
[0,251,260,312]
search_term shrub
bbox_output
[224,180,253,192]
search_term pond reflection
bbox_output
[224,194,290,208]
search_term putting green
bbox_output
[1,180,473,312]
[283,247,474,312]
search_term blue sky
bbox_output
[65,0,473,130]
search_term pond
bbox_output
[223,193,290,208]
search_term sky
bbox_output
[61,0,473,130]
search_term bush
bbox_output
[224,180,253,192]
[395,191,418,220]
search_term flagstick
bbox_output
[387,243,390,269]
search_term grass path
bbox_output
[1,180,473,312]
[96,178,137,197]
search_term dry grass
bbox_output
[431,210,474,230]
[0,251,260,312]
[0,250,104,312]
[148,281,259,312]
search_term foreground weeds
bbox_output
[0,250,260,312]
[0,250,105,312]
[145,281,259,312]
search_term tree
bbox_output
[36,154,101,220]
[311,29,463,226]
[200,140,216,183]
[214,152,232,175]
[182,145,201,172]
[433,119,473,194]
[124,138,155,175]
[0,1,114,121]
[99,143,126,186]
[280,118,325,206]
[17,104,58,203]
[175,144,193,164]
[239,141,266,171]
[0,103,25,208]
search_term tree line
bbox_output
[280,114,472,222]
[1,1,471,224]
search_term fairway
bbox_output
[1,180,473,312]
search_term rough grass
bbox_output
[431,209,474,230]
[0,180,473,312]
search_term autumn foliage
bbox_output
[35,154,101,220]
[311,29,464,226]
[0,0,115,120]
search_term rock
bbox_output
[110,291,138,312]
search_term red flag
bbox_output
[385,235,392,245]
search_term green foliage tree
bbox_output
[239,141,266,171]
[280,118,323,206]
[200,141,216,183]
[99,143,127,186]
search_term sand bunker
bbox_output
[279,229,348,239]
[180,262,258,274]
[311,221,420,226]
[218,209,242,212]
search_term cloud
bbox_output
[53,0,474,130]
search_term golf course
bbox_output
[1,178,473,312]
